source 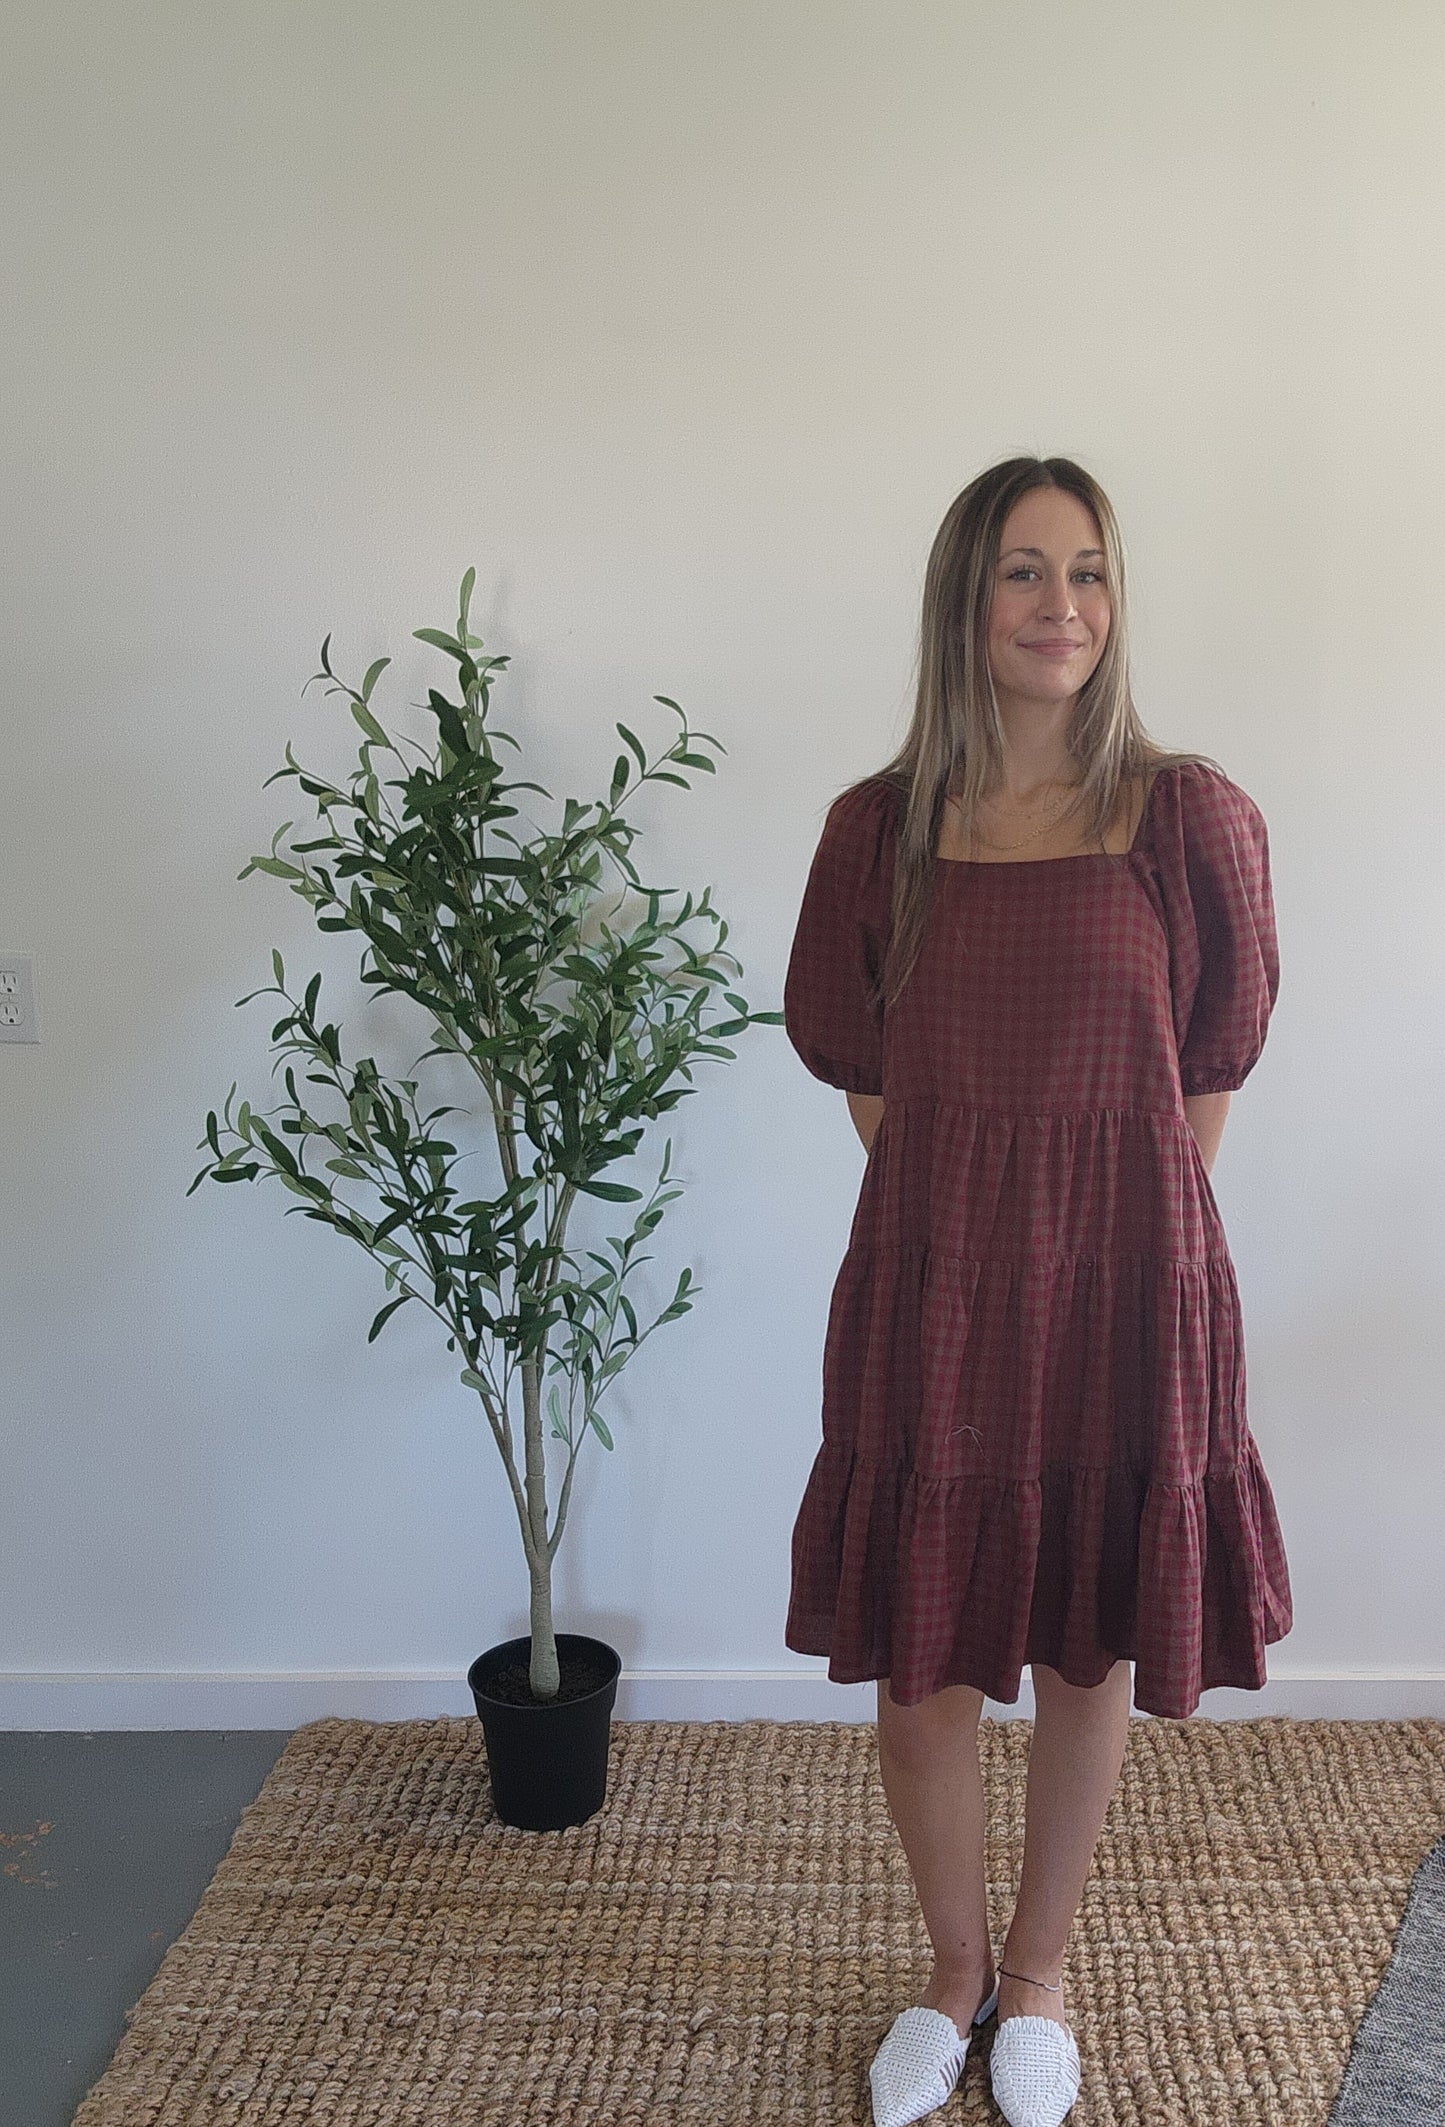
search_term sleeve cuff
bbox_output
[798,1052,883,1095]
[1179,1066,1247,1096]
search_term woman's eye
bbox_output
[1005,567,1103,583]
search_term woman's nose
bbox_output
[1038,576,1077,620]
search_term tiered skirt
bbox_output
[784,1104,1294,1719]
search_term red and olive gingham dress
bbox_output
[781,760,1293,1719]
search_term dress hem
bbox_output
[780,1625,1292,1722]
[785,1430,1294,1723]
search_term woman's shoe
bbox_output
[987,1976,1082,2127]
[869,1977,1000,2127]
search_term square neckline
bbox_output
[934,763,1168,868]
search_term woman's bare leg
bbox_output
[997,1658,1133,2027]
[875,1676,997,2031]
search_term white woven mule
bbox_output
[869,1977,1000,2127]
[987,2013,1082,2127]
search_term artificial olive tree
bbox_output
[190,571,780,1698]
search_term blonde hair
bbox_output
[840,454,1223,1012]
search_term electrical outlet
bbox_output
[0,953,40,1042]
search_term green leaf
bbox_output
[425,689,471,758]
[272,948,286,988]
[367,1293,411,1342]
[459,566,476,632]
[616,721,648,775]
[351,699,389,747]
[414,627,465,657]
[274,1169,324,1199]
[460,1367,489,1394]
[361,656,391,702]
[588,1409,614,1449]
[577,1178,644,1202]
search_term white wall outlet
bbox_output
[0,953,40,1043]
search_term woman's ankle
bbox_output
[997,1963,1068,2027]
[920,1958,998,2024]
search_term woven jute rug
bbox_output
[73,1712,1445,2126]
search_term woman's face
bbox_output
[985,488,1111,713]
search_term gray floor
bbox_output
[0,1731,293,2127]
[1327,1829,1445,2125]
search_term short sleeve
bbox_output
[1152,761,1280,1096]
[783,777,898,1096]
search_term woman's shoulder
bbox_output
[819,772,906,844]
[828,770,906,816]
[1146,756,1266,837]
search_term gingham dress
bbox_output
[781,761,1293,1719]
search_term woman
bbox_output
[781,456,1293,2127]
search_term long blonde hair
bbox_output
[841,454,1223,1012]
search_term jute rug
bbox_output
[73,1713,1445,2126]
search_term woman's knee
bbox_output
[877,1675,986,1757]
[1030,1657,1131,1705]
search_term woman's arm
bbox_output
[1183,1090,1231,1176]
[845,1090,886,1153]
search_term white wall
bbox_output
[3,1,1442,1727]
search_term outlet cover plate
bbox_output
[0,953,40,1042]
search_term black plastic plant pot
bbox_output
[467,1632,624,1831]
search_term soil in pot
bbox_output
[478,1642,620,1705]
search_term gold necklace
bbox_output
[951,781,1085,854]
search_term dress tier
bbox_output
[781,761,1293,1719]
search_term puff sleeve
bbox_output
[783,777,898,1096]
[1153,761,1280,1096]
